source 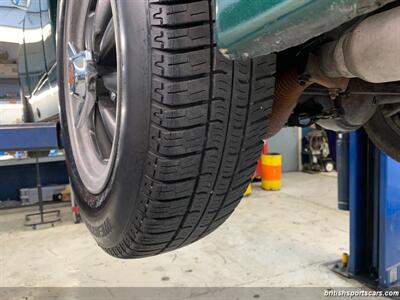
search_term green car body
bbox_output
[216,0,394,59]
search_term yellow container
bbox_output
[261,153,282,191]
[341,252,349,267]
[244,183,252,196]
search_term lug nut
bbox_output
[111,92,117,101]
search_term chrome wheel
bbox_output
[63,0,118,195]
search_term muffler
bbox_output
[317,6,400,83]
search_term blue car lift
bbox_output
[0,123,63,228]
[337,130,400,289]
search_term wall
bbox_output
[268,127,301,172]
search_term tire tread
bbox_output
[104,0,275,258]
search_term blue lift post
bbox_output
[338,129,400,289]
[348,130,372,278]
[378,153,400,287]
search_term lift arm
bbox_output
[0,123,60,152]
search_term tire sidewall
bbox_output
[57,0,151,248]
[364,108,400,162]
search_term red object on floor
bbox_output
[254,140,268,180]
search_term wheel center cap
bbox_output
[67,43,98,128]
[68,44,96,98]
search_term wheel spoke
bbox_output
[382,104,400,118]
[98,19,115,63]
[75,91,97,128]
[93,0,112,51]
[68,42,78,57]
[102,71,117,93]
[94,105,112,159]
[375,96,400,105]
[71,93,85,104]
[85,13,95,51]
[98,100,116,140]
[67,0,92,50]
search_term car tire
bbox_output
[364,106,400,162]
[58,0,276,258]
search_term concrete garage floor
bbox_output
[0,172,360,288]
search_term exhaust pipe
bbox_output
[267,61,348,138]
[318,6,400,83]
[267,6,399,138]
[267,69,313,138]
